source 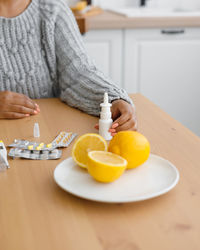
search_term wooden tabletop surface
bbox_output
[0,94,200,250]
[86,10,200,31]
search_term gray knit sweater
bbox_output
[0,0,132,116]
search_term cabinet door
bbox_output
[124,28,200,136]
[83,30,123,87]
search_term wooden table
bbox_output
[76,10,200,34]
[0,94,200,250]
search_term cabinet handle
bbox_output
[161,29,185,35]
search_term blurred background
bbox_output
[67,0,200,10]
[67,0,200,137]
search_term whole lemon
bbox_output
[108,131,150,169]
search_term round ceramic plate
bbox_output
[54,154,179,203]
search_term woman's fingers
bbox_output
[94,124,99,130]
[115,117,137,132]
[2,112,30,119]
[95,122,119,130]
[35,104,40,112]
[0,91,40,119]
[11,92,38,110]
[111,123,119,129]
[6,104,38,115]
[113,112,131,128]
[95,109,136,135]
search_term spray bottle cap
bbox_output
[34,123,40,138]
[100,93,111,108]
[100,93,112,120]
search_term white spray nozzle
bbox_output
[104,92,109,104]
[100,92,111,108]
[34,123,40,138]
[100,92,112,120]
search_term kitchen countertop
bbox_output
[1,94,200,250]
[85,10,200,31]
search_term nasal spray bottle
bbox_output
[0,140,9,171]
[99,93,113,141]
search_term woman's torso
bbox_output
[0,0,59,99]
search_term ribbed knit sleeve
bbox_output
[54,1,133,116]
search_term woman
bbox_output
[0,0,137,136]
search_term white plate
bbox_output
[54,154,179,203]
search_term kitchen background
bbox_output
[67,0,200,137]
[67,0,200,10]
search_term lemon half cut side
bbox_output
[72,133,107,169]
[87,151,127,183]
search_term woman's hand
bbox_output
[95,99,137,136]
[0,91,40,119]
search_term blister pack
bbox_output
[8,148,62,160]
[51,132,77,147]
[8,131,77,160]
[8,132,77,151]
[8,140,55,151]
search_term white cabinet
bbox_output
[124,28,200,136]
[83,30,123,86]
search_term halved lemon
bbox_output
[72,133,107,168]
[87,151,127,183]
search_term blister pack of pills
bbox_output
[8,131,77,161]
[8,132,77,151]
[8,140,55,151]
[8,148,62,160]
[51,132,77,147]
